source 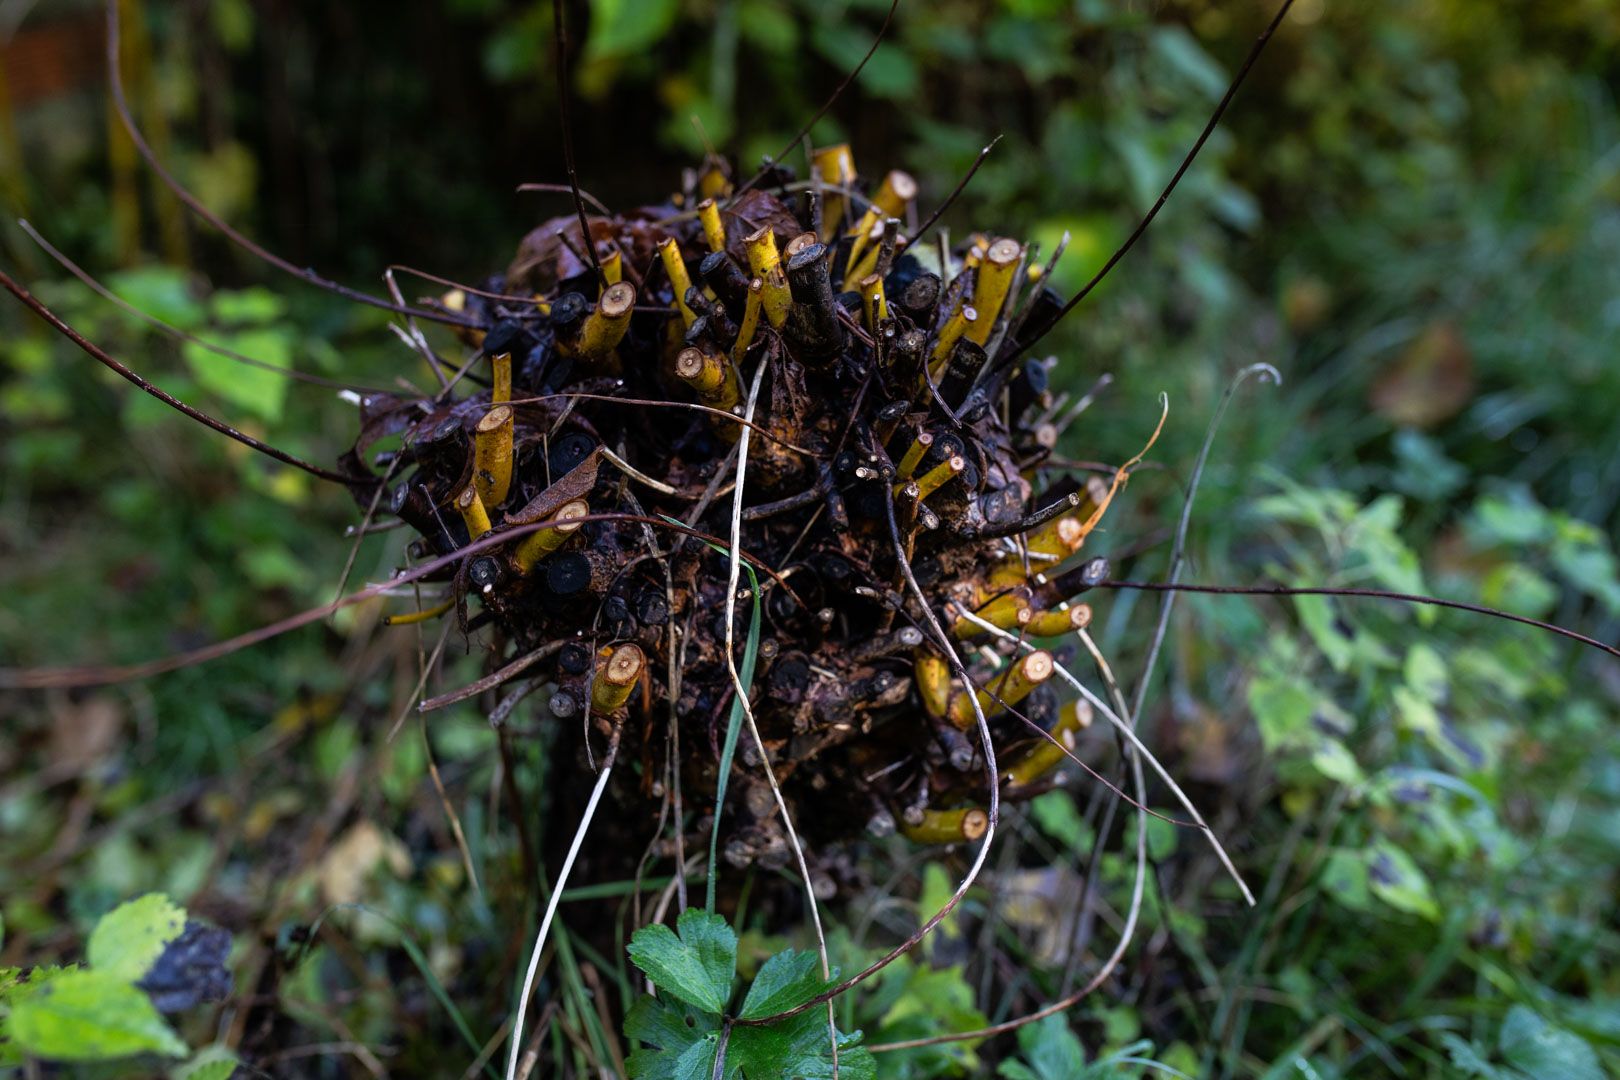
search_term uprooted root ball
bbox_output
[351,150,1132,884]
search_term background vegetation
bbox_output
[2,0,1618,1075]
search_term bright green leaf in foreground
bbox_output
[626,912,874,1079]
[627,909,738,1014]
[87,893,186,982]
[9,969,187,1061]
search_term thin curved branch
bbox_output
[1003,0,1297,364]
[730,0,903,199]
[0,265,356,484]
[1101,581,1620,662]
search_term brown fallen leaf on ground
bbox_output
[1370,321,1474,428]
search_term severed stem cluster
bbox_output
[353,149,1133,872]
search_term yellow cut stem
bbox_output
[1000,699,1093,788]
[929,304,977,375]
[675,347,740,411]
[591,643,645,712]
[1025,603,1092,637]
[512,499,588,574]
[1025,512,1088,559]
[383,596,455,626]
[658,238,698,328]
[599,246,623,287]
[733,278,764,363]
[963,233,990,270]
[812,143,856,240]
[915,650,952,718]
[895,432,932,480]
[951,587,1032,638]
[912,455,965,502]
[491,351,512,405]
[946,650,1054,729]
[967,238,1021,345]
[901,807,989,845]
[744,227,792,329]
[845,169,918,269]
[860,274,887,332]
[698,198,726,254]
[576,281,637,361]
[456,485,491,540]
[698,162,732,200]
[473,405,514,507]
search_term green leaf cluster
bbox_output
[624,909,875,1079]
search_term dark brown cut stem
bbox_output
[1003,0,1297,365]
[103,0,479,329]
[0,266,355,485]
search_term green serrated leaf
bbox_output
[727,1009,874,1080]
[628,909,737,1014]
[623,995,721,1080]
[87,893,186,982]
[9,969,187,1061]
[738,948,830,1020]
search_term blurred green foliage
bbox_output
[2,0,1618,1075]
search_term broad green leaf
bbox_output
[738,948,830,1020]
[623,995,721,1080]
[919,862,960,959]
[1319,850,1371,912]
[627,909,737,1014]
[1498,1005,1603,1080]
[1310,738,1364,787]
[210,287,286,325]
[585,0,679,60]
[1366,841,1439,920]
[87,893,186,982]
[9,969,187,1061]
[1480,562,1558,619]
[1247,675,1316,751]
[1393,686,1443,742]
[1404,644,1449,702]
[183,328,292,424]
[809,23,918,99]
[1294,593,1353,671]
[1030,790,1092,850]
[726,1009,874,1080]
[999,1014,1087,1080]
[107,266,206,328]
